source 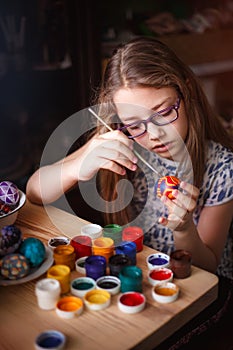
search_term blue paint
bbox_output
[149,257,168,266]
[36,331,65,349]
[38,336,62,348]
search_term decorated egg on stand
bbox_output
[155,176,180,200]
[0,181,20,207]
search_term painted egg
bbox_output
[1,253,30,279]
[155,176,180,200]
[0,181,20,207]
[19,237,46,267]
[0,225,22,256]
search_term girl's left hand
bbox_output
[158,181,200,231]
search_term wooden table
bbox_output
[0,200,219,350]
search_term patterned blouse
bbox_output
[130,140,233,280]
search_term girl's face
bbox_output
[113,86,188,160]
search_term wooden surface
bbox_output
[0,200,218,350]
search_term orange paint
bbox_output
[155,287,178,296]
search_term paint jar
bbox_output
[81,223,103,240]
[53,244,76,271]
[119,266,143,293]
[70,235,92,259]
[48,236,70,250]
[85,255,107,280]
[47,265,71,294]
[108,254,132,277]
[170,250,192,278]
[35,278,61,310]
[116,241,137,265]
[92,237,114,262]
[122,226,144,252]
[35,330,66,350]
[103,224,122,246]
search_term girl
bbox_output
[26,37,233,281]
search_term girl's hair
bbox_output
[94,36,233,225]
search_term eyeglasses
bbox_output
[118,97,181,139]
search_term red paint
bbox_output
[70,235,92,259]
[150,268,172,281]
[120,292,144,306]
[122,226,143,252]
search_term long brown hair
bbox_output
[94,36,233,225]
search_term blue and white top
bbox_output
[130,140,233,280]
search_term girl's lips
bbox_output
[152,142,171,153]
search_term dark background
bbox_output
[0,0,233,190]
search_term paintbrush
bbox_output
[88,107,163,177]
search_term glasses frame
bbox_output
[118,97,181,139]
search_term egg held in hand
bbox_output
[154,176,180,200]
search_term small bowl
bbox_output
[0,190,26,230]
[34,330,66,350]
[118,292,146,314]
[96,276,121,295]
[147,253,170,270]
[71,277,96,298]
[56,296,83,318]
[48,237,70,250]
[152,282,179,304]
[84,289,111,311]
[148,268,173,286]
[75,256,88,274]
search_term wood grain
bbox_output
[0,200,218,350]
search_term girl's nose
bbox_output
[147,123,165,140]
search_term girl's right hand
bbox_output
[68,130,138,181]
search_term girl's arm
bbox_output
[26,131,138,205]
[160,182,233,273]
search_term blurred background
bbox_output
[0,0,233,191]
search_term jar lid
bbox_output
[81,224,103,240]
[148,268,173,286]
[96,276,121,295]
[118,292,146,314]
[48,237,70,250]
[84,289,111,311]
[75,256,88,274]
[71,277,96,298]
[56,296,83,318]
[93,237,114,248]
[47,264,70,277]
[152,282,179,303]
[147,253,170,270]
[34,330,66,350]
[53,244,75,256]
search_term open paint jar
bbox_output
[152,282,179,303]
[84,289,111,311]
[118,292,146,314]
[56,296,83,319]
[148,268,173,286]
[34,330,66,350]
[71,277,96,298]
[96,276,121,295]
[147,252,170,270]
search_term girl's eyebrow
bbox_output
[123,97,175,122]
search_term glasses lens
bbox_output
[124,122,146,138]
[152,106,178,126]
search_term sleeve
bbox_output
[204,153,233,206]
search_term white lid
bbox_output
[81,224,103,240]
[152,282,179,303]
[96,276,121,295]
[71,277,96,298]
[118,292,146,314]
[146,252,170,270]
